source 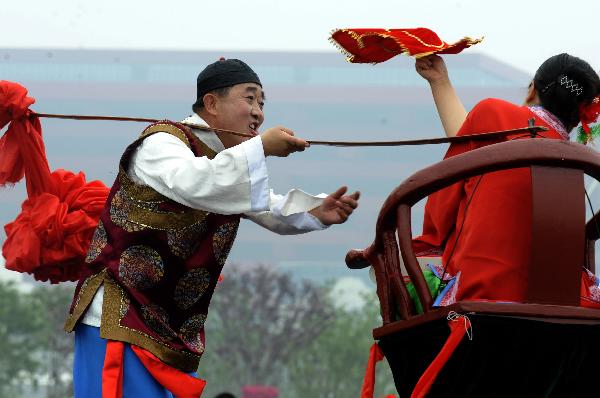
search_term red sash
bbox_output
[102,340,206,398]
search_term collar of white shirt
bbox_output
[180,113,226,153]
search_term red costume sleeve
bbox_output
[411,103,482,255]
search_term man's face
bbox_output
[213,83,265,148]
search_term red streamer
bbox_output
[411,315,469,398]
[360,343,397,398]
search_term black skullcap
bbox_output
[195,58,261,107]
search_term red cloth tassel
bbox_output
[411,315,470,398]
[360,342,394,398]
[102,341,206,398]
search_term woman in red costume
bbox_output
[411,53,600,306]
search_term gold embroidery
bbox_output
[110,186,208,232]
[118,169,169,203]
[119,295,130,319]
[100,276,201,372]
[140,304,177,342]
[174,268,212,310]
[213,221,240,267]
[64,270,107,332]
[179,314,207,354]
[65,121,231,373]
[328,29,365,63]
[118,246,165,291]
[400,30,446,49]
[139,123,193,149]
[85,221,108,263]
[167,219,208,259]
[109,190,147,232]
[108,121,216,233]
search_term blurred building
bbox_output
[0,48,532,289]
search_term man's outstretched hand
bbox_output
[261,126,309,157]
[309,186,360,225]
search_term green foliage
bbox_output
[0,280,75,398]
[29,284,75,398]
[199,265,335,395]
[1,267,397,398]
[0,281,44,398]
[285,293,396,398]
[199,266,397,398]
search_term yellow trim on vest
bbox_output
[64,270,201,372]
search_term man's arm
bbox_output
[129,126,310,215]
[245,186,360,235]
[130,133,270,214]
[244,189,327,235]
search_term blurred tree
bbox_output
[286,293,396,398]
[30,283,75,398]
[199,264,335,395]
[198,265,397,398]
[0,281,43,398]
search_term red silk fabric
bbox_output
[330,28,482,63]
[412,99,566,303]
[360,343,397,398]
[0,81,50,191]
[1,81,109,283]
[579,96,600,134]
[102,340,125,398]
[102,341,206,398]
[3,169,109,282]
[581,271,600,309]
[131,345,206,398]
[411,316,469,398]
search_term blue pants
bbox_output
[74,324,196,398]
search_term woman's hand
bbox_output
[415,55,449,85]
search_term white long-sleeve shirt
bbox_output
[129,113,327,233]
[82,114,327,326]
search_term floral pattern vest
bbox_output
[65,121,240,372]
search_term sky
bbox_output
[2,0,599,75]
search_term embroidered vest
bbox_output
[65,121,240,372]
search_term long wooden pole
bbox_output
[32,112,548,147]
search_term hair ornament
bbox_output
[559,75,584,96]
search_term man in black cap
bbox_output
[66,58,360,398]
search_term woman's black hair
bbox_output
[533,53,600,131]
